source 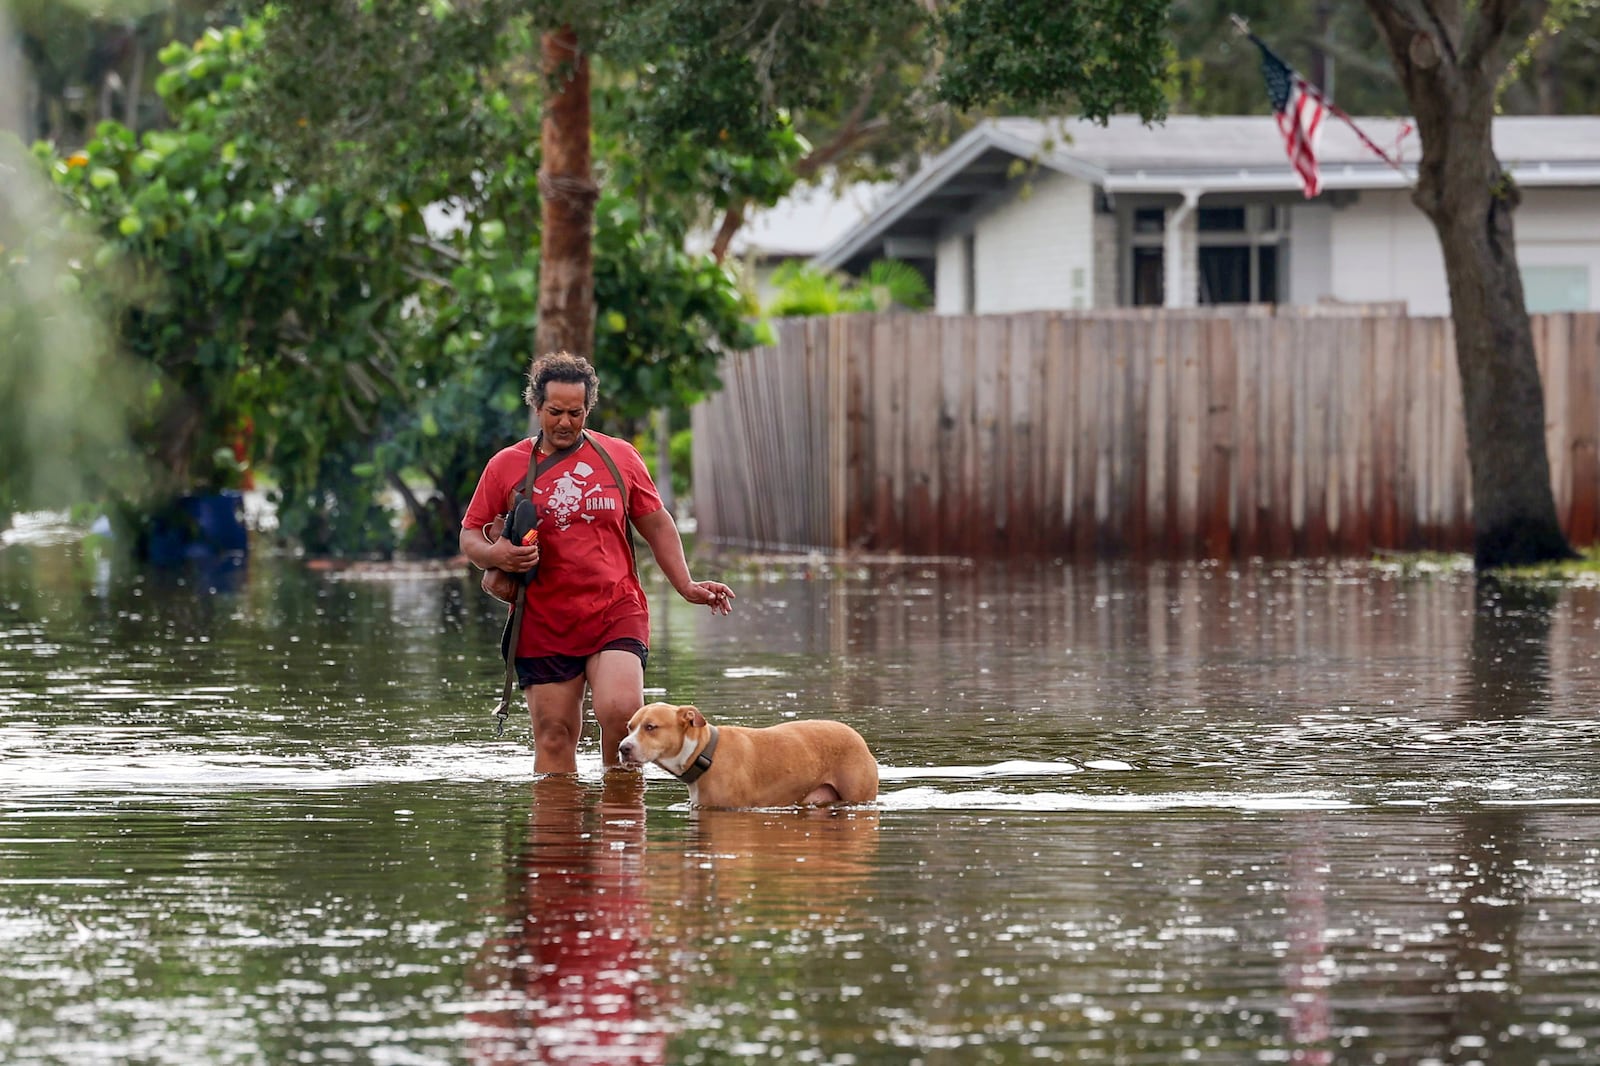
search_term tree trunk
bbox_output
[1431,180,1572,568]
[533,26,598,429]
[1364,0,1574,569]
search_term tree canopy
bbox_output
[9,14,763,553]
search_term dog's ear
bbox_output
[679,704,706,728]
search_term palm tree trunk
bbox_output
[534,26,598,387]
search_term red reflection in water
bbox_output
[1286,823,1332,1065]
[470,773,669,1065]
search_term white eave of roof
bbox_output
[1103,159,1600,194]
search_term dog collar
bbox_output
[673,726,719,784]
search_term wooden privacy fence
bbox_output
[690,307,1600,561]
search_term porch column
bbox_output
[1164,189,1200,309]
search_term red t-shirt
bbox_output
[462,431,662,658]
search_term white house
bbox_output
[812,115,1600,315]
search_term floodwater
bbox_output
[5,516,1600,1065]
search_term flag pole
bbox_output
[1231,14,1414,185]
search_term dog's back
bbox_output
[699,719,879,808]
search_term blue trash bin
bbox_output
[182,491,249,554]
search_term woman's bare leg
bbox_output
[586,648,646,767]
[525,673,587,773]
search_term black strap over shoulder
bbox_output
[580,431,638,577]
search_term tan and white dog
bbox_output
[619,702,879,809]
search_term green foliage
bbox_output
[668,425,693,502]
[367,161,763,551]
[762,259,929,318]
[598,93,808,233]
[234,0,529,197]
[17,11,763,555]
[607,1,940,176]
[237,6,765,551]
[763,262,852,318]
[938,0,1173,120]
[1493,543,1600,581]
[856,259,932,313]
[1166,2,1403,116]
[31,22,431,553]
[1498,1,1600,107]
[592,196,765,423]
[222,3,783,552]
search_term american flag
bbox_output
[1252,36,1327,198]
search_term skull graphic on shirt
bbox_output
[543,461,597,531]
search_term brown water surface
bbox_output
[4,518,1600,1064]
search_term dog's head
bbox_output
[619,701,708,766]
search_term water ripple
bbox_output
[877,784,1356,812]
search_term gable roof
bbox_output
[815,114,1600,270]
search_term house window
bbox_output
[1522,265,1589,312]
[1197,203,1283,304]
[1125,200,1284,306]
[1199,247,1250,303]
[1199,245,1280,304]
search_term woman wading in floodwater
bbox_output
[459,351,734,772]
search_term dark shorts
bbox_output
[515,638,648,689]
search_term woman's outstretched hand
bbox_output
[683,580,735,616]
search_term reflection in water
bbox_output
[465,786,880,1064]
[1438,580,1549,1061]
[1284,819,1332,1065]
[663,806,883,1063]
[11,548,1600,1063]
[1467,577,1558,721]
[1326,578,1554,1064]
[681,807,881,924]
[470,774,668,1064]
